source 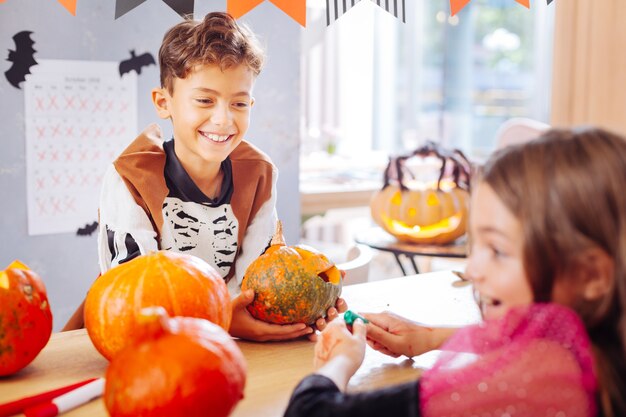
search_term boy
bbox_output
[64,13,345,339]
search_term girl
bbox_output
[284,127,626,417]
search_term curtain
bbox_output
[551,0,626,135]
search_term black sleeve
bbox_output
[283,374,420,417]
[106,227,142,265]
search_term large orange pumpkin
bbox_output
[241,221,342,325]
[0,261,53,376]
[370,142,472,244]
[84,251,231,360]
[105,307,246,417]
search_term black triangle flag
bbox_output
[327,0,406,26]
[115,0,194,19]
[547,0,554,3]
[115,0,147,19]
[162,0,195,17]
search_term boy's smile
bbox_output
[464,182,534,320]
[152,63,255,188]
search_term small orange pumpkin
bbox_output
[0,261,53,376]
[370,142,472,244]
[105,307,246,417]
[241,221,342,325]
[84,251,231,360]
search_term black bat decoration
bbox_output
[119,50,155,77]
[76,221,99,236]
[5,31,38,89]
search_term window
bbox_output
[301,0,555,175]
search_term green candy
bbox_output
[343,310,369,325]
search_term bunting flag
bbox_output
[115,0,194,19]
[115,0,145,18]
[450,0,529,16]
[227,0,306,27]
[326,0,406,25]
[57,0,77,15]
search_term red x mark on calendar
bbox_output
[64,95,76,110]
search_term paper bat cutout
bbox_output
[5,31,38,89]
[118,50,155,77]
[76,221,99,236]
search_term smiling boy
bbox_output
[93,13,340,341]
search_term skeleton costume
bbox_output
[98,124,277,295]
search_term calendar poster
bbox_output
[24,59,137,235]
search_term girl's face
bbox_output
[465,182,534,320]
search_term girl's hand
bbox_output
[314,318,367,391]
[309,297,348,341]
[229,289,314,341]
[362,311,456,358]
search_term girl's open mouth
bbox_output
[474,289,503,318]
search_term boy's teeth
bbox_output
[204,133,230,142]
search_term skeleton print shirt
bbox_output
[97,124,278,295]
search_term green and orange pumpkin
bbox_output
[0,261,53,376]
[370,142,472,244]
[84,251,231,360]
[242,221,342,325]
[105,307,246,417]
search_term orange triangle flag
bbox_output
[57,0,77,15]
[451,0,529,16]
[228,0,264,18]
[450,0,471,16]
[227,0,306,27]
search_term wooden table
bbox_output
[355,227,468,275]
[0,271,480,417]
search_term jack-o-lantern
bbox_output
[370,142,472,244]
[242,221,342,325]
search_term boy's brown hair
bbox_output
[158,12,265,93]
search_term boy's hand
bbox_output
[229,289,314,341]
[309,297,348,341]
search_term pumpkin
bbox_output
[241,221,342,325]
[0,261,53,376]
[370,142,472,244]
[105,307,246,417]
[84,251,231,360]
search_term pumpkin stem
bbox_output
[136,306,169,340]
[271,220,286,247]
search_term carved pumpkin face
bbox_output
[241,221,342,325]
[371,180,469,244]
[371,142,472,245]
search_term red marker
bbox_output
[0,378,97,417]
[23,378,105,417]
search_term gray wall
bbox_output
[0,1,301,331]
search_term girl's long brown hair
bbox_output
[480,127,626,416]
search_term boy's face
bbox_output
[464,182,533,320]
[153,64,255,168]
